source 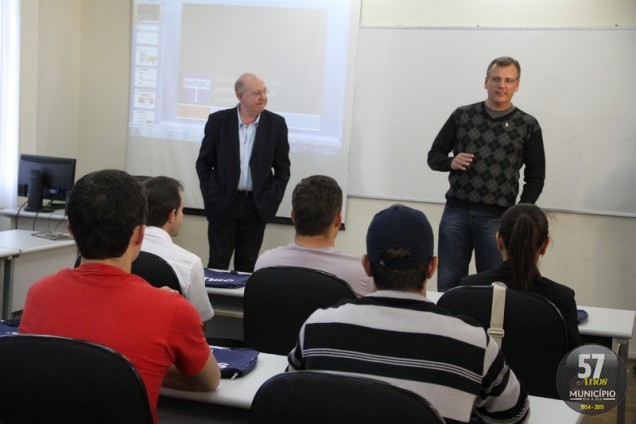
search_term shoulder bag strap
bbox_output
[488,282,507,347]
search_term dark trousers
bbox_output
[207,196,266,273]
[437,204,503,292]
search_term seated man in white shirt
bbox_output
[255,175,375,297]
[142,176,214,322]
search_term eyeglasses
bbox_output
[249,89,269,97]
[488,76,518,85]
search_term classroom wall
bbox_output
[359,0,636,27]
[18,0,636,356]
[19,0,81,159]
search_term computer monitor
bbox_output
[17,154,77,212]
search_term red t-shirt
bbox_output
[19,263,211,423]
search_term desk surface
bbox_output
[0,230,77,319]
[160,351,288,409]
[430,291,635,342]
[207,286,245,298]
[0,229,75,254]
[529,396,582,423]
[160,351,580,423]
[0,207,67,219]
[578,305,635,339]
[205,273,635,343]
[429,290,634,341]
[3,324,583,424]
[0,247,20,259]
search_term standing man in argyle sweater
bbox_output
[428,56,545,292]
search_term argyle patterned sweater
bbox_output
[428,102,545,213]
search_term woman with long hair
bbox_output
[460,203,582,348]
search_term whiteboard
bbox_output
[349,27,636,217]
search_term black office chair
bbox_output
[131,251,182,294]
[250,371,446,424]
[74,251,182,294]
[243,266,356,355]
[437,285,569,398]
[0,334,153,424]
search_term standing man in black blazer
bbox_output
[196,73,291,272]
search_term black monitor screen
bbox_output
[17,154,77,211]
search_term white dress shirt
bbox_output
[237,106,260,191]
[142,226,214,321]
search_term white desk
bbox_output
[160,352,288,409]
[207,286,245,319]
[0,230,77,319]
[206,286,246,340]
[206,286,442,318]
[204,285,437,340]
[160,352,580,423]
[578,305,634,424]
[529,396,582,423]
[1,326,585,424]
[431,291,635,377]
[0,207,68,232]
[0,247,20,320]
[430,291,633,424]
[0,247,20,258]
[205,281,632,424]
[578,305,635,359]
[430,291,635,366]
[206,283,634,360]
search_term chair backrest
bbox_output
[437,285,569,398]
[73,251,182,294]
[250,371,446,424]
[0,334,153,424]
[131,251,182,294]
[243,266,356,355]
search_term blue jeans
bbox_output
[437,204,503,292]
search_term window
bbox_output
[0,0,20,209]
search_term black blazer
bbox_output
[460,261,582,349]
[196,107,291,222]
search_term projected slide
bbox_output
[126,0,359,215]
[129,0,352,154]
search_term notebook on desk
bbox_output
[204,269,250,288]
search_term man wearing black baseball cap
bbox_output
[288,204,529,424]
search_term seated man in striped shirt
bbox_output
[288,204,529,424]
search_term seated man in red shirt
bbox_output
[19,169,220,423]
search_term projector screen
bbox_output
[125,0,360,220]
